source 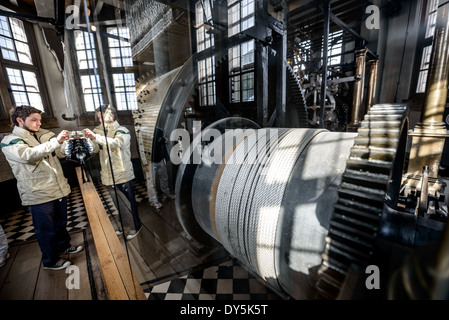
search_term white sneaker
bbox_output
[149,200,163,209]
[0,252,10,268]
[126,226,143,240]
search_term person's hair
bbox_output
[10,105,42,127]
[95,104,117,120]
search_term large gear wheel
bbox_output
[315,103,409,299]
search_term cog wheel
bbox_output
[315,103,409,299]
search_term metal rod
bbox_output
[319,0,330,128]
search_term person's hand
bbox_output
[56,130,69,144]
[143,165,150,172]
[82,128,96,140]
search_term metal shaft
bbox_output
[365,59,379,112]
[320,0,330,128]
[347,48,367,131]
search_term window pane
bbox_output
[196,2,204,26]
[3,17,33,64]
[230,76,240,102]
[429,0,439,12]
[0,37,18,61]
[242,72,254,101]
[22,71,40,92]
[426,12,438,38]
[199,83,207,106]
[75,31,98,69]
[416,70,428,93]
[228,3,240,37]
[241,40,254,70]
[81,75,103,111]
[198,56,216,106]
[228,45,240,73]
[420,45,432,70]
[241,0,255,31]
[112,73,138,110]
[0,16,11,37]
[7,68,25,91]
[12,91,29,106]
[0,16,33,64]
[208,82,216,105]
[107,27,133,67]
[6,68,44,110]
[10,18,27,42]
[28,93,44,110]
[16,41,32,64]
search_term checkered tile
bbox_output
[146,258,283,300]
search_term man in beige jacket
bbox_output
[83,105,143,240]
[1,105,82,270]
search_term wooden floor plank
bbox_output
[67,231,92,300]
[84,227,109,300]
[0,241,41,300]
[34,262,69,300]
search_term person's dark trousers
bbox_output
[29,197,71,267]
[114,181,142,231]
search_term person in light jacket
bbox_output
[83,105,143,240]
[0,105,83,271]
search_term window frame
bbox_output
[228,39,255,103]
[105,26,137,112]
[69,25,137,115]
[73,29,104,112]
[411,0,440,98]
[0,15,53,120]
[227,0,255,38]
[195,0,216,107]
[198,56,216,106]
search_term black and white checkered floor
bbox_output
[145,258,282,300]
[0,180,283,300]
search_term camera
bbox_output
[68,131,86,139]
[65,130,94,164]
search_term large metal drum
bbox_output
[176,117,357,299]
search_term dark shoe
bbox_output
[43,259,71,270]
[61,245,83,254]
